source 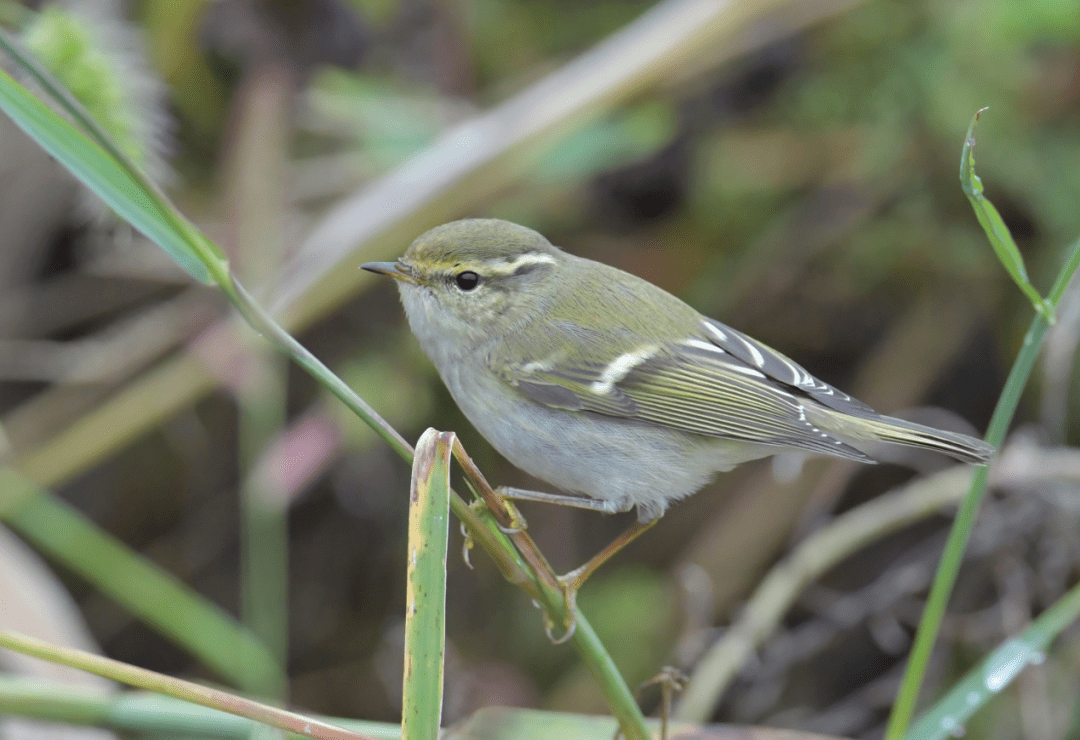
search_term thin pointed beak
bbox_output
[361,260,419,285]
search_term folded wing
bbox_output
[499,317,876,462]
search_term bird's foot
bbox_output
[458,521,474,570]
[542,563,592,645]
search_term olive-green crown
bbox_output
[402,219,561,276]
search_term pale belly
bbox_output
[436,358,772,522]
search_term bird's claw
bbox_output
[492,488,528,533]
[543,568,586,644]
[542,611,576,644]
[498,521,526,535]
[459,521,474,570]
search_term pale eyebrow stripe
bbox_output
[484,252,557,276]
[591,346,657,394]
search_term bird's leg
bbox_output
[496,486,656,644]
[449,439,528,533]
[559,518,657,596]
[495,486,623,535]
[549,516,657,644]
[497,486,623,514]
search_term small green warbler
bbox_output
[363,219,993,614]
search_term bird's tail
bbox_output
[816,410,994,464]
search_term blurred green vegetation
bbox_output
[1,0,1079,738]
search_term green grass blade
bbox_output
[0,470,278,688]
[0,632,377,740]
[907,580,1080,740]
[886,111,1080,740]
[0,677,671,740]
[0,54,224,285]
[402,429,453,740]
[0,677,403,739]
[0,26,228,276]
[885,232,1080,740]
[960,108,1053,320]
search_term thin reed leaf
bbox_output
[907,579,1080,740]
[885,215,1080,740]
[0,632,377,740]
[402,429,453,740]
[0,68,209,282]
[0,36,225,284]
[960,108,1052,320]
[0,677,403,739]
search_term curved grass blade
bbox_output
[0,632,378,740]
[960,108,1053,321]
[402,429,453,740]
[885,109,1080,740]
[0,47,225,285]
[0,677,403,739]
[885,231,1080,740]
[907,579,1080,740]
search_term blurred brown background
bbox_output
[1,0,1079,737]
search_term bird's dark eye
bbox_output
[455,271,480,291]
